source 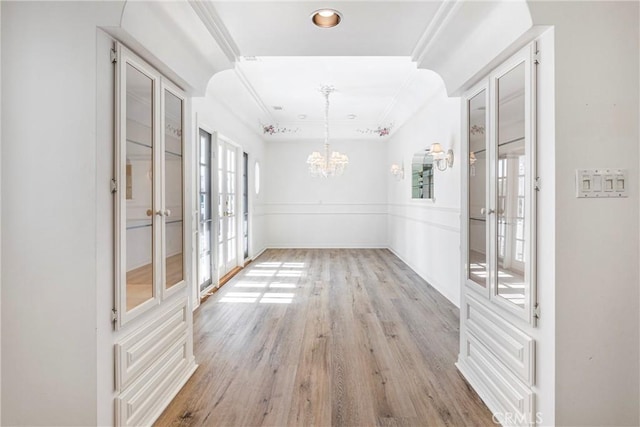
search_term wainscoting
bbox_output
[387,203,461,306]
[264,202,388,248]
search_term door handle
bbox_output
[480,208,495,216]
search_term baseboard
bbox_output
[252,247,268,260]
[147,361,198,427]
[386,246,459,308]
[264,244,388,249]
[457,355,535,427]
[456,359,502,420]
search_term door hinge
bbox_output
[110,48,117,64]
[534,303,541,320]
[534,177,541,191]
[111,308,118,323]
[111,178,117,194]
[533,40,540,65]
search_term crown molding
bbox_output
[376,71,419,125]
[234,65,275,122]
[411,0,462,65]
[189,0,240,63]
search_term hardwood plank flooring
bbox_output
[126,253,184,310]
[154,249,494,427]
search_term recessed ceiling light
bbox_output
[311,9,342,28]
[272,106,283,111]
[347,114,357,120]
[298,114,307,120]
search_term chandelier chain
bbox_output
[306,85,348,178]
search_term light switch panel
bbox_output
[576,169,628,198]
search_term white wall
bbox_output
[528,3,640,425]
[0,3,3,420]
[386,84,462,306]
[264,139,387,248]
[1,2,123,425]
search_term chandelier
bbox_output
[306,85,349,177]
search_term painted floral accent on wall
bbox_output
[261,123,299,135]
[356,124,394,137]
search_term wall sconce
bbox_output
[390,162,404,180]
[429,143,454,171]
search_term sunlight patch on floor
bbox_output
[220,260,304,304]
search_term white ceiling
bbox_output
[212,1,442,57]
[202,1,449,140]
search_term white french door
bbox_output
[198,128,216,294]
[217,138,239,277]
[114,43,187,326]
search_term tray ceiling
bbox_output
[200,1,449,140]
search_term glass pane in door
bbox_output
[217,142,238,277]
[496,62,526,307]
[199,129,214,292]
[243,152,249,260]
[125,63,154,311]
[164,90,184,289]
[468,89,487,287]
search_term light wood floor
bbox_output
[126,254,184,310]
[155,249,493,426]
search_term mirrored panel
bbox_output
[164,90,184,289]
[496,62,526,307]
[468,89,487,288]
[125,63,154,311]
[411,150,434,199]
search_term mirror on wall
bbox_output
[411,150,434,199]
